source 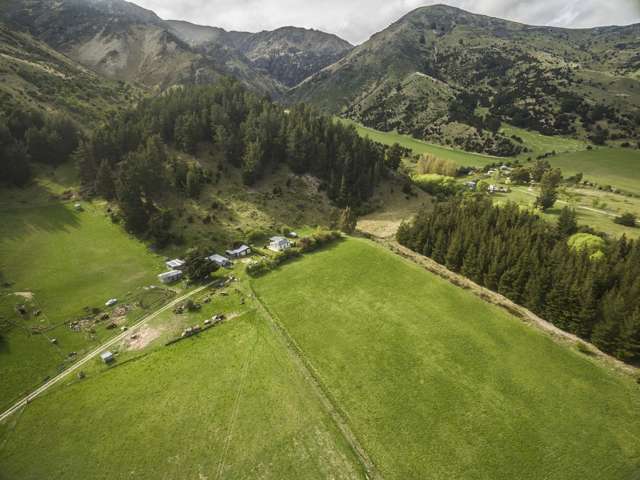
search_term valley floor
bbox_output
[2,238,639,479]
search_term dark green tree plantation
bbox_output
[1,107,80,187]
[397,197,640,364]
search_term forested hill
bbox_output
[75,79,387,242]
[290,5,640,153]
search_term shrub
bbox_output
[246,248,302,277]
[567,233,606,261]
[576,341,594,356]
[416,154,459,177]
[299,230,341,253]
[613,212,637,228]
[245,229,267,244]
[411,174,461,199]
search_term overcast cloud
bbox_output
[134,0,640,44]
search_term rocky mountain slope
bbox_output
[0,23,139,123]
[167,22,353,88]
[230,27,353,87]
[290,5,640,148]
[1,0,281,93]
[1,0,353,94]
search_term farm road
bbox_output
[0,282,215,423]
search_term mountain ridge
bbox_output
[1,0,354,92]
[289,4,640,152]
[166,21,353,88]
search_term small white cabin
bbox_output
[158,270,183,284]
[268,236,291,252]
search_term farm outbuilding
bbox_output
[226,245,252,258]
[158,270,183,284]
[165,259,186,270]
[208,254,232,268]
[100,351,114,364]
[268,236,292,252]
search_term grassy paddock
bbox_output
[548,148,640,196]
[0,312,363,479]
[0,201,164,409]
[501,125,589,159]
[253,238,640,480]
[344,118,640,197]
[338,118,500,168]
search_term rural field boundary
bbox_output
[215,327,260,480]
[249,284,383,480]
[371,236,639,378]
[0,282,216,424]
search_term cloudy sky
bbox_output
[135,0,640,44]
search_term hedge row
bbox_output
[246,230,342,277]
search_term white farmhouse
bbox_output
[268,236,292,252]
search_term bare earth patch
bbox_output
[125,325,163,351]
[13,292,34,301]
[357,184,431,239]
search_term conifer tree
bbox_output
[557,207,578,237]
[339,207,357,234]
[617,309,640,362]
[95,160,116,200]
[536,168,562,211]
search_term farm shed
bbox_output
[208,254,232,268]
[158,270,183,284]
[268,236,292,252]
[226,245,252,258]
[100,351,114,364]
[166,259,186,270]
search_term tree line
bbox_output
[77,79,387,240]
[0,107,80,187]
[397,197,640,364]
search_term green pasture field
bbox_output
[0,200,165,409]
[345,118,640,197]
[252,238,640,480]
[547,148,640,196]
[501,125,589,159]
[0,312,363,480]
[338,118,500,168]
[491,186,640,238]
